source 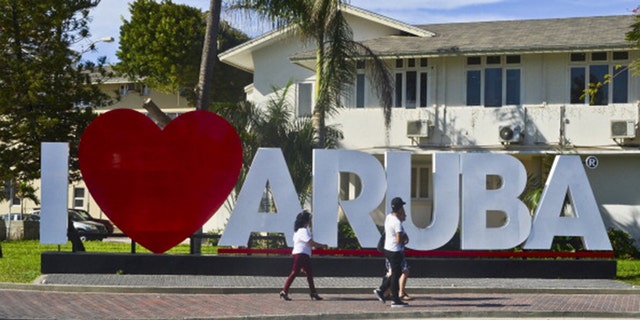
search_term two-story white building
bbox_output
[219,5,640,247]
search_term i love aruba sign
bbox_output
[40,110,612,253]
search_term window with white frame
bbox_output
[141,84,151,96]
[466,55,521,107]
[355,60,366,108]
[119,83,135,96]
[73,100,91,108]
[411,166,430,199]
[569,51,629,105]
[297,82,313,117]
[11,194,20,206]
[394,58,429,108]
[73,187,85,208]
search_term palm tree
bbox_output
[230,0,393,148]
[14,181,39,214]
[196,0,223,111]
[212,82,342,203]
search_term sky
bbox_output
[79,0,640,64]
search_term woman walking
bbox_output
[280,210,328,301]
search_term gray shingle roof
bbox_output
[291,15,638,61]
[368,15,638,56]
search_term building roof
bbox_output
[219,4,433,72]
[85,65,133,84]
[291,15,638,63]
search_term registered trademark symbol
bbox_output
[585,156,598,169]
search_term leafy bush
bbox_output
[248,232,287,249]
[607,228,640,259]
[338,220,360,249]
[205,229,222,246]
[551,236,584,252]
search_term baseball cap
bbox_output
[391,197,406,211]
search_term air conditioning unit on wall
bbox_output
[499,125,522,144]
[610,120,636,139]
[407,120,429,138]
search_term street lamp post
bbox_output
[86,36,114,52]
[74,36,114,63]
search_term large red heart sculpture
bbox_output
[79,109,242,253]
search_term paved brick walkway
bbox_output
[0,276,638,319]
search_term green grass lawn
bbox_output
[0,240,214,283]
[1,240,640,285]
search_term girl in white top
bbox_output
[280,211,328,301]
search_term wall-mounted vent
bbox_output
[407,120,429,138]
[611,120,636,139]
[499,125,522,144]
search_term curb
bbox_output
[2,281,639,295]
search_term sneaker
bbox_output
[373,289,385,303]
[391,300,409,308]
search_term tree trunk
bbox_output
[313,40,326,148]
[192,0,222,254]
[195,0,222,111]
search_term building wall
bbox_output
[243,40,640,248]
[250,36,315,106]
[324,49,640,149]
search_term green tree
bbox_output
[13,181,39,214]
[0,0,111,187]
[625,6,640,76]
[230,0,393,148]
[583,7,640,103]
[116,0,251,105]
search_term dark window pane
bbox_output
[396,59,403,68]
[613,67,628,103]
[356,60,365,69]
[408,59,415,68]
[571,53,586,62]
[506,69,520,105]
[419,168,429,198]
[297,83,312,116]
[467,57,481,65]
[411,167,417,198]
[506,55,521,64]
[356,74,365,108]
[484,68,502,107]
[592,52,608,61]
[420,58,428,67]
[613,52,629,60]
[73,188,85,198]
[406,71,417,108]
[589,65,608,105]
[395,73,403,107]
[467,70,481,106]
[570,67,585,104]
[420,72,428,107]
[487,56,501,64]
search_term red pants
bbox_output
[282,253,317,293]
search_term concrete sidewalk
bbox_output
[0,275,637,319]
[31,274,640,294]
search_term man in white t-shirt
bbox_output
[373,197,409,307]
